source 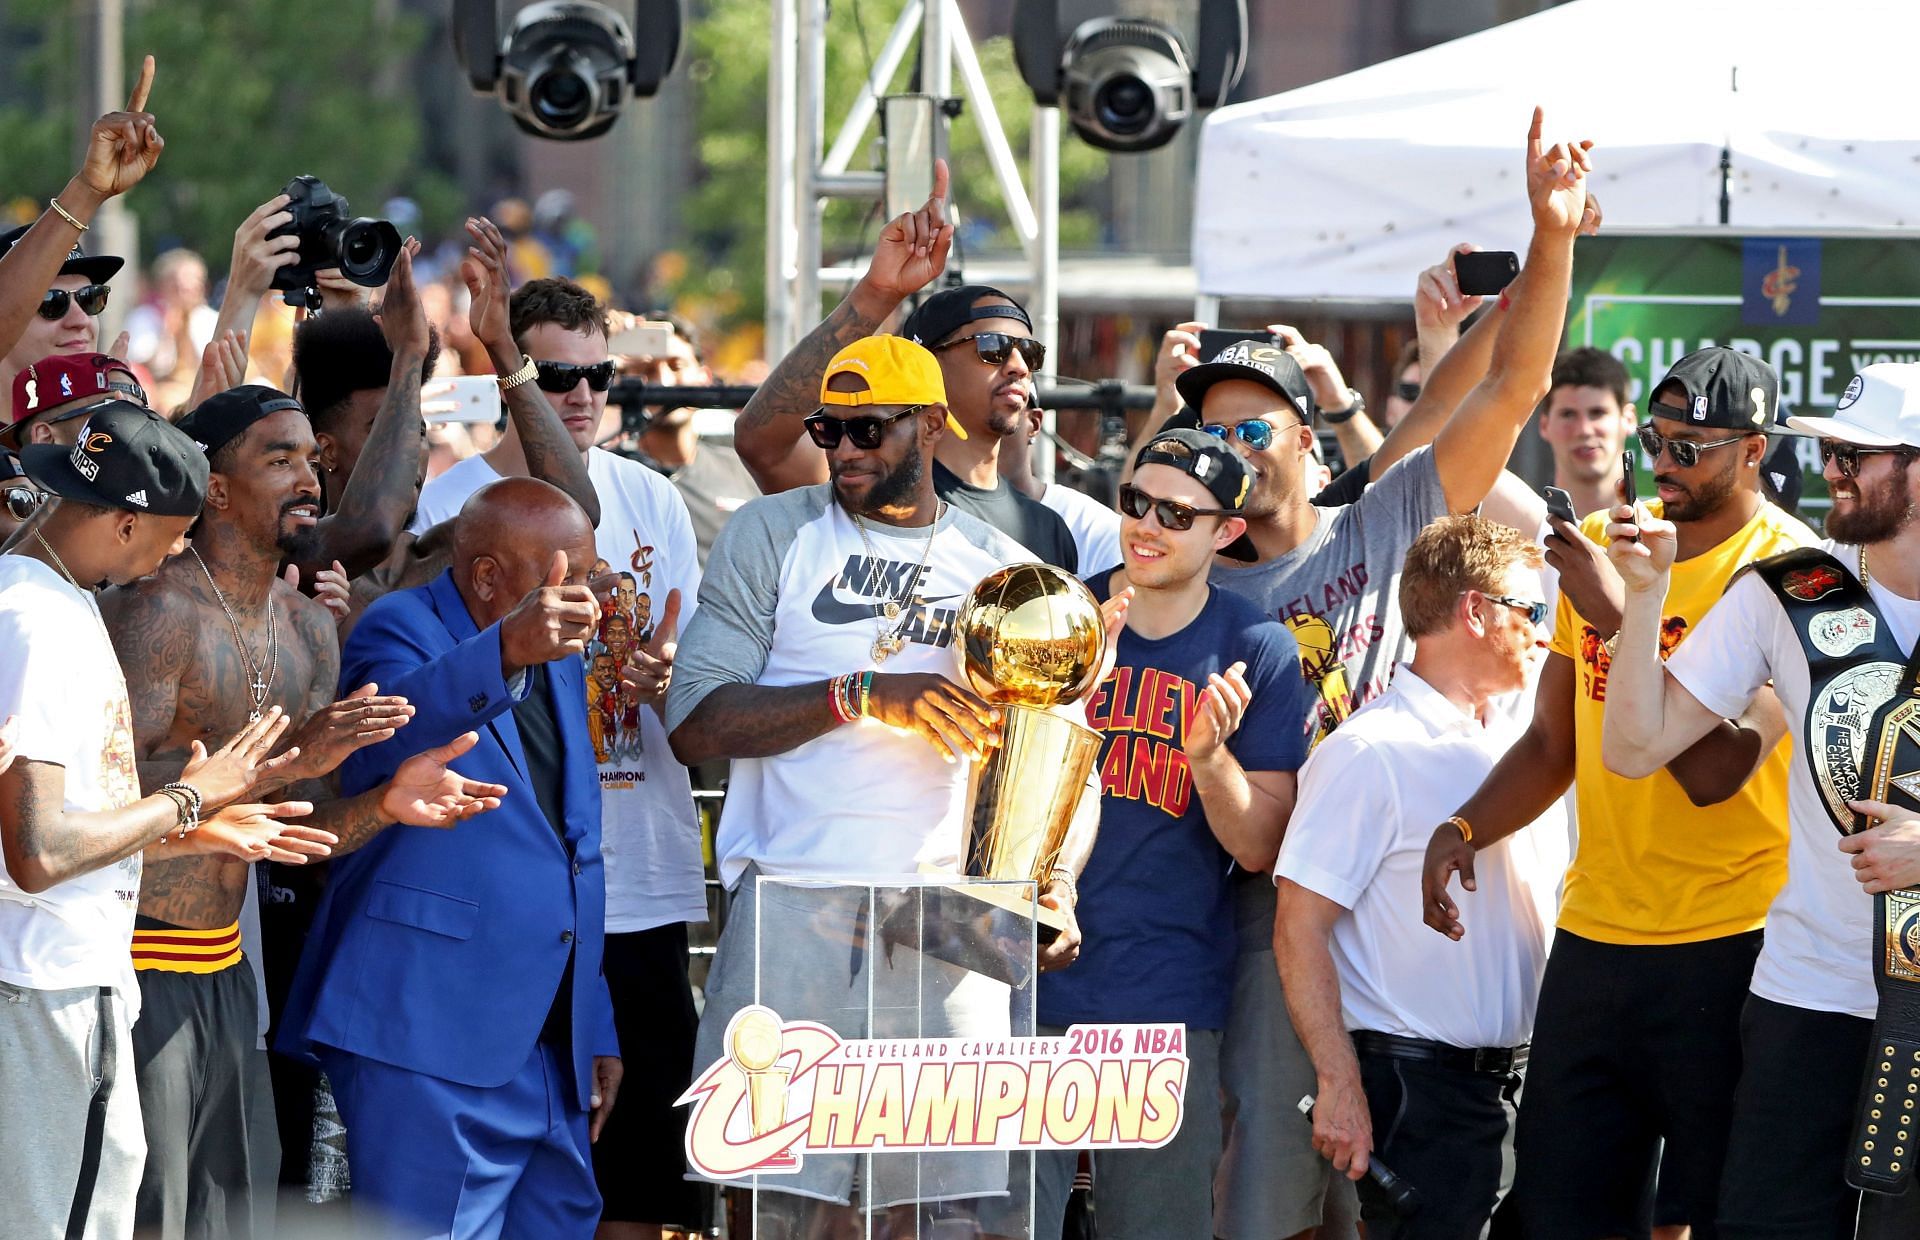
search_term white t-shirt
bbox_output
[1041,483,1121,576]
[0,556,145,1009]
[413,447,707,932]
[666,486,1035,888]
[1666,539,1920,1018]
[1276,666,1563,1048]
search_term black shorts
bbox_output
[1718,994,1920,1239]
[1512,929,1760,1240]
[591,922,710,1229]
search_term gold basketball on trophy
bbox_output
[954,564,1107,937]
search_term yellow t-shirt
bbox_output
[1550,501,1817,944]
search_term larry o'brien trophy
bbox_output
[726,1007,797,1171]
[953,562,1107,939]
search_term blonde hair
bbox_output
[1399,515,1544,639]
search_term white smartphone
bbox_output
[421,375,503,424]
[608,320,676,360]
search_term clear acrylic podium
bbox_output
[740,874,1042,1240]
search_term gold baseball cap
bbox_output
[819,335,966,440]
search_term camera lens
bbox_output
[335,218,402,287]
[1094,75,1155,135]
[531,66,594,130]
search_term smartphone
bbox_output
[1453,250,1520,297]
[1619,450,1639,540]
[1197,327,1276,364]
[1542,485,1576,527]
[608,320,676,360]
[420,375,503,424]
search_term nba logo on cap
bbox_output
[1692,395,1709,421]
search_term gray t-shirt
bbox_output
[1209,446,1449,749]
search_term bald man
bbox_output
[279,477,624,1239]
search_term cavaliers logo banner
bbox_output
[679,1006,1189,1179]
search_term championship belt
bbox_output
[1758,548,1920,1194]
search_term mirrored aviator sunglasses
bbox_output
[1201,419,1277,451]
[38,284,110,320]
[932,332,1046,370]
[803,405,925,450]
[533,360,617,393]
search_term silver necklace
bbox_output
[191,546,277,720]
[848,501,943,663]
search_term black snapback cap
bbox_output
[20,401,208,517]
[901,284,1032,347]
[1176,341,1316,424]
[1132,427,1256,562]
[0,223,124,285]
[177,385,304,461]
[1649,347,1778,432]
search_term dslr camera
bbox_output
[268,176,403,308]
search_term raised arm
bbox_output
[208,193,299,356]
[1121,321,1205,485]
[467,217,600,525]
[298,241,431,580]
[1364,281,1507,481]
[735,161,954,494]
[1429,110,1590,513]
[1271,325,1384,472]
[0,58,162,362]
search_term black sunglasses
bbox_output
[1396,380,1422,402]
[1476,592,1550,627]
[1118,483,1233,532]
[803,405,925,450]
[3,486,44,522]
[1637,423,1749,470]
[38,284,110,321]
[930,332,1046,371]
[1819,440,1918,479]
[533,360,617,393]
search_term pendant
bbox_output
[872,635,903,662]
[251,677,266,696]
[883,601,901,621]
[247,710,261,723]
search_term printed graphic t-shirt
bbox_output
[1549,501,1813,945]
[412,446,707,932]
[666,486,1033,887]
[1039,579,1312,1030]
[0,556,144,1010]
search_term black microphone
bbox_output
[1297,1095,1422,1217]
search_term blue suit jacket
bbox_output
[278,570,618,1108]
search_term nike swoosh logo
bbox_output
[810,579,961,626]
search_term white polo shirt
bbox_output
[1276,666,1564,1049]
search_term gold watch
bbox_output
[498,353,539,391]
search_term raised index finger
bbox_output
[1526,105,1543,162]
[925,158,949,219]
[127,55,155,112]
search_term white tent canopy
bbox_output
[1192,0,1920,302]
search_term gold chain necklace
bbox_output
[29,532,110,644]
[1860,543,1872,590]
[847,500,943,663]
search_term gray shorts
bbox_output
[694,870,1016,1213]
[1215,878,1358,1239]
[1023,1026,1224,1240]
[0,979,146,1240]
[132,959,280,1239]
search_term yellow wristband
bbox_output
[1444,815,1472,843]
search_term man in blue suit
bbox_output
[280,477,623,1238]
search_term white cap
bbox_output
[1785,363,1920,448]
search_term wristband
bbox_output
[1443,814,1472,844]
[498,354,539,391]
[157,782,203,841]
[1046,866,1079,908]
[1320,388,1365,425]
[48,197,89,233]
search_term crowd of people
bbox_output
[4,55,1920,1240]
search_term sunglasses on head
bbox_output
[1475,592,1550,627]
[803,405,926,450]
[1201,417,1297,451]
[1636,422,1749,470]
[1819,439,1918,479]
[533,360,616,393]
[930,332,1046,371]
[38,284,110,321]
[1118,483,1233,532]
[3,486,44,522]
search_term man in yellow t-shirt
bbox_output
[1419,348,1815,1238]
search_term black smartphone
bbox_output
[1543,485,1576,527]
[1619,450,1639,540]
[1453,250,1520,297]
[1197,327,1276,363]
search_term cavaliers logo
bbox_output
[82,430,113,453]
[1761,244,1800,318]
[71,429,113,482]
[1782,564,1845,602]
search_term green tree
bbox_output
[0,0,454,270]
[677,0,1108,329]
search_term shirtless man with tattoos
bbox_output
[104,384,508,1239]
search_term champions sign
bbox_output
[679,1006,1189,1178]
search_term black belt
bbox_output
[1352,1031,1528,1076]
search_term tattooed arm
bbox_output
[734,160,955,495]
[0,760,199,892]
